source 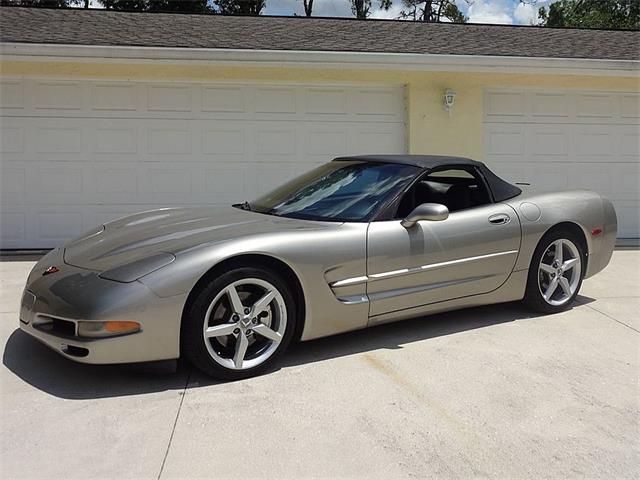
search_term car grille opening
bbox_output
[61,345,89,358]
[33,316,76,337]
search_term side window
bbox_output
[394,168,492,218]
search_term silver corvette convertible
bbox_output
[19,155,617,379]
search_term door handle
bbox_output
[488,214,511,225]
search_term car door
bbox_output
[366,171,521,317]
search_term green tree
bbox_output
[101,0,146,10]
[214,0,265,15]
[102,0,210,11]
[147,0,210,12]
[398,0,467,22]
[0,0,71,6]
[351,0,392,19]
[538,0,639,29]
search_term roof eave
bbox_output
[1,42,638,77]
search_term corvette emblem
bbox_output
[42,266,59,276]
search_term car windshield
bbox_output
[247,161,419,222]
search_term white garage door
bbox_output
[484,89,639,239]
[0,79,406,249]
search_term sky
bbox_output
[262,1,555,25]
[83,1,556,26]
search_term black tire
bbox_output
[523,228,586,314]
[181,266,297,380]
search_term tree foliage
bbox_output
[351,0,392,19]
[538,0,639,29]
[0,0,72,6]
[101,0,209,12]
[101,0,146,10]
[214,0,265,15]
[398,1,467,22]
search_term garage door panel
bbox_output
[250,163,300,197]
[484,89,639,238]
[620,128,640,157]
[0,212,26,243]
[202,86,246,113]
[353,89,403,120]
[202,128,245,155]
[305,88,349,115]
[147,85,193,112]
[621,94,640,119]
[254,87,297,114]
[575,128,615,158]
[614,201,640,238]
[255,127,298,156]
[34,81,83,111]
[0,124,24,153]
[529,163,572,193]
[147,127,193,155]
[35,211,84,244]
[93,165,140,199]
[531,93,570,118]
[0,80,406,248]
[93,126,139,155]
[91,83,138,111]
[35,126,83,154]
[485,125,525,156]
[0,80,24,110]
[201,165,247,203]
[528,127,570,156]
[576,93,616,119]
[305,128,348,156]
[350,123,406,154]
[0,167,26,204]
[485,91,526,118]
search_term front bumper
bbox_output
[19,249,185,364]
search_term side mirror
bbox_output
[401,203,449,228]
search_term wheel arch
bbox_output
[180,253,307,343]
[540,221,589,269]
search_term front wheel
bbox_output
[182,267,296,380]
[523,230,585,314]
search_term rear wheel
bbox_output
[523,229,585,313]
[182,267,296,380]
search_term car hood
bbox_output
[63,206,335,272]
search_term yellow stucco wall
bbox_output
[2,60,638,159]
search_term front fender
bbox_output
[139,223,370,341]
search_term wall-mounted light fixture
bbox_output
[443,89,456,116]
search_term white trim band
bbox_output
[1,43,638,77]
[330,250,519,287]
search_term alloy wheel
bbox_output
[202,278,287,370]
[538,239,582,306]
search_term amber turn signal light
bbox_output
[77,320,140,338]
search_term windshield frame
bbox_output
[240,160,422,223]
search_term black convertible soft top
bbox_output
[333,154,522,202]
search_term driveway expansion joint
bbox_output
[157,367,191,480]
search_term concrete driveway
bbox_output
[1,251,638,480]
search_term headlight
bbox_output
[99,252,175,283]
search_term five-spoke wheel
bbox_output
[203,278,286,370]
[182,267,295,380]
[538,239,582,306]
[524,229,585,313]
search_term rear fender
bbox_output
[506,191,615,278]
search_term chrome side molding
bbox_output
[329,250,519,287]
